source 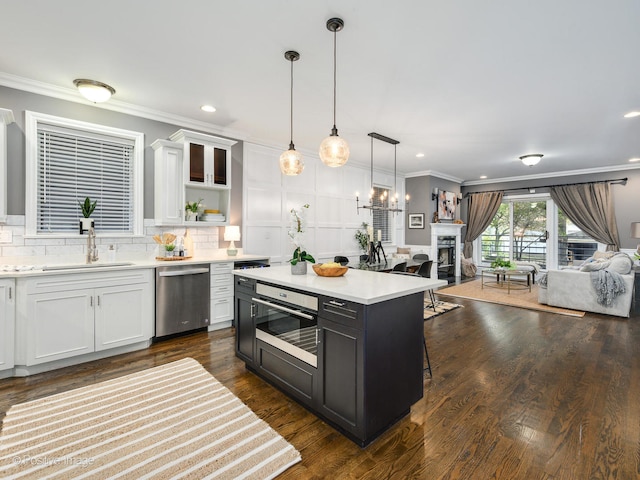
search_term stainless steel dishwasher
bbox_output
[155,263,210,339]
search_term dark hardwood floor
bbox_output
[2,297,639,479]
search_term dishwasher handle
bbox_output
[158,267,210,277]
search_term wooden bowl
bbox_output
[312,264,349,277]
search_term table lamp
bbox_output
[224,225,240,256]
[632,222,640,255]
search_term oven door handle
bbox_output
[251,297,315,321]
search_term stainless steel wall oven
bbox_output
[252,283,318,367]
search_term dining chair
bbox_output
[334,256,349,266]
[412,253,430,262]
[415,260,438,312]
[391,261,407,272]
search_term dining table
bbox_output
[354,258,423,273]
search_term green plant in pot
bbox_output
[354,222,370,254]
[490,257,516,270]
[78,196,97,234]
[164,243,176,257]
[185,199,203,221]
[288,204,315,274]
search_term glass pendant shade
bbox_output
[319,133,350,167]
[279,145,304,175]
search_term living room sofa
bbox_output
[538,252,635,317]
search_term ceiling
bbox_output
[1,0,639,183]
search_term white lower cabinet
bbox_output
[0,279,15,373]
[209,262,234,330]
[16,269,154,368]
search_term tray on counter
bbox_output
[155,256,193,261]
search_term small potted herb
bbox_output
[185,199,203,222]
[78,197,97,234]
[164,243,176,257]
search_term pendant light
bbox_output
[319,17,350,168]
[279,51,304,175]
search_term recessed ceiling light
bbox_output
[624,111,640,118]
[200,105,216,113]
[480,175,487,179]
[629,158,640,162]
[416,153,425,158]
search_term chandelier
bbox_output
[356,132,409,214]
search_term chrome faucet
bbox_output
[87,227,99,264]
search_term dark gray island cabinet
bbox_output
[233,265,446,447]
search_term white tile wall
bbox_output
[0,216,219,263]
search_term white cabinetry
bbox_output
[152,139,184,226]
[0,108,15,223]
[0,279,15,375]
[15,269,154,370]
[209,262,234,330]
[169,129,237,226]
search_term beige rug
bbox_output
[0,358,301,479]
[436,279,585,317]
[424,300,462,320]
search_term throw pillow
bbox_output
[397,247,411,255]
[607,253,633,274]
[593,250,615,260]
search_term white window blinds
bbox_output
[36,123,135,234]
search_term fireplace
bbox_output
[430,223,465,281]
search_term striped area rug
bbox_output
[0,358,301,479]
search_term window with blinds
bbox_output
[25,111,144,236]
[371,185,391,242]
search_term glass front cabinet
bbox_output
[153,129,237,227]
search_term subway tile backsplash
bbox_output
[0,216,219,263]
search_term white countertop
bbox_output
[0,253,269,278]
[233,265,448,305]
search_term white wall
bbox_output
[242,142,407,265]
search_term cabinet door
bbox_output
[153,140,184,226]
[189,143,205,183]
[26,289,95,365]
[95,283,153,351]
[317,317,361,431]
[235,292,255,363]
[0,279,15,372]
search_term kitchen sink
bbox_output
[42,262,134,271]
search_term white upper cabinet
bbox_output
[152,139,184,226]
[163,129,237,226]
[0,108,15,223]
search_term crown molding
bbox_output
[462,163,640,186]
[404,169,464,184]
[0,72,248,140]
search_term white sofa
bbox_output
[538,252,635,317]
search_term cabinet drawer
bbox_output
[319,296,363,329]
[256,339,315,402]
[210,262,234,274]
[210,274,233,288]
[211,284,233,298]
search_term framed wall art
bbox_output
[408,213,424,229]
[438,190,457,221]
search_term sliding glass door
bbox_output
[478,195,598,271]
[480,196,549,268]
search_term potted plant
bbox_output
[354,222,370,259]
[78,196,97,234]
[490,257,516,271]
[164,243,176,257]
[288,204,315,274]
[185,199,203,222]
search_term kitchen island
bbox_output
[233,265,447,447]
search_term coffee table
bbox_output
[481,268,532,293]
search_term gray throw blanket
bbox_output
[590,269,626,306]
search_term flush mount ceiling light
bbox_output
[624,111,640,118]
[319,17,349,168]
[416,153,425,158]
[200,105,216,113]
[73,79,115,103]
[520,153,544,167]
[279,50,304,176]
